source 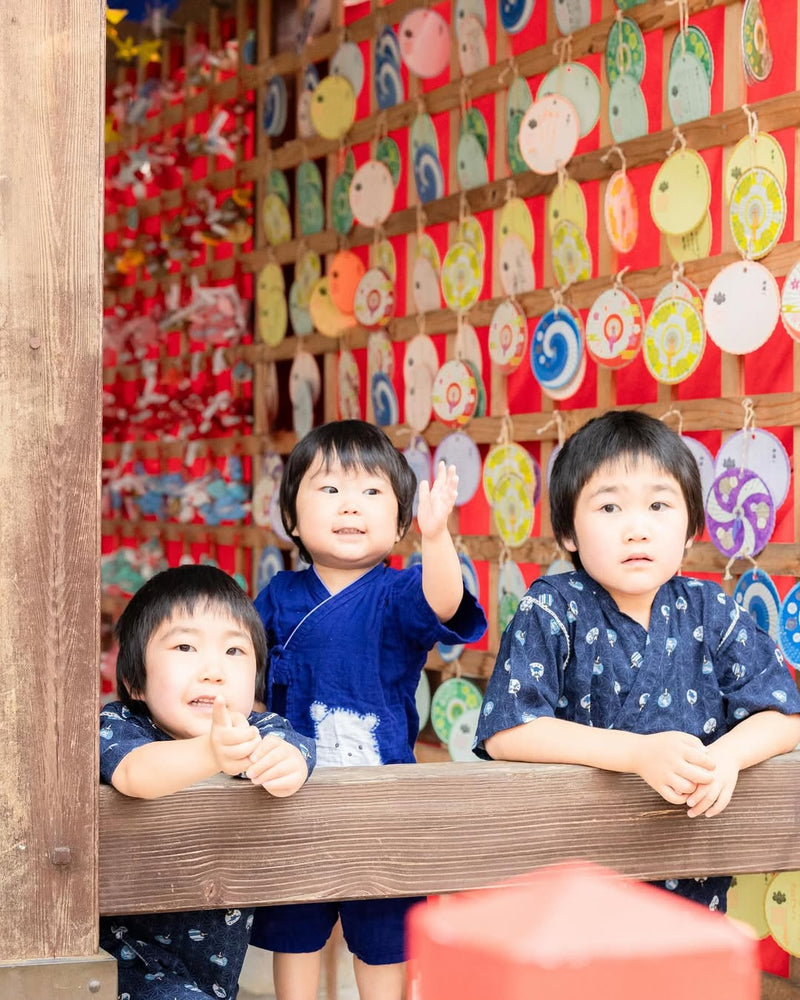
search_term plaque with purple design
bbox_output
[706,468,775,558]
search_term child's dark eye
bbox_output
[363,488,379,495]
[176,643,193,652]
[321,485,338,494]
[600,503,618,514]
[651,501,667,511]
[226,646,245,656]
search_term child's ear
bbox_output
[561,535,578,553]
[684,536,693,552]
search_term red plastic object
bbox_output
[407,862,759,1000]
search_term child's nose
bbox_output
[625,513,650,540]
[339,492,360,513]
[200,658,225,682]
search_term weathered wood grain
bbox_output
[0,1,103,962]
[99,752,800,916]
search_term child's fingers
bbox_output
[218,724,261,751]
[247,734,286,763]
[686,782,721,818]
[228,709,251,729]
[259,771,306,797]
[246,752,291,782]
[248,754,306,796]
[658,784,689,806]
[211,696,231,729]
[247,739,304,781]
[432,461,458,491]
[682,743,716,770]
[665,774,696,797]
[699,785,733,819]
[676,761,716,786]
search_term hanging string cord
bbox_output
[498,54,519,85]
[739,397,756,470]
[550,281,572,314]
[659,405,684,435]
[665,0,690,48]
[536,410,566,448]
[742,102,759,143]
[666,126,687,157]
[723,552,757,582]
[495,411,514,445]
[601,144,627,174]
[459,190,469,227]
[553,35,573,65]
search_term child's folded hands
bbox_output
[634,730,716,806]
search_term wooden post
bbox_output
[0,1,113,995]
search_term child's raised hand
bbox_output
[417,461,458,539]
[209,696,262,776]
[245,735,309,797]
[633,730,716,805]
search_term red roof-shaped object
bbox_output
[408,861,758,1000]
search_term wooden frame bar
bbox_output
[0,0,104,965]
[100,751,800,915]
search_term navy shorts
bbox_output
[250,897,426,966]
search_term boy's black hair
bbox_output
[550,409,705,570]
[115,564,268,712]
[280,419,417,565]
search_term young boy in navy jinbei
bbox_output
[475,410,800,912]
[250,419,487,1000]
[99,564,315,1000]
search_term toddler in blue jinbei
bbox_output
[250,419,487,1000]
[99,563,315,1000]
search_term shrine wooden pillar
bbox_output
[0,2,113,995]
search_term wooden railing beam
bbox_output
[100,752,800,916]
